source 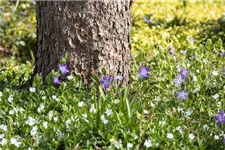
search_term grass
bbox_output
[0,0,225,149]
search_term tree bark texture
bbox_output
[35,1,132,84]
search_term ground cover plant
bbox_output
[1,0,225,149]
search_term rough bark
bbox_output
[35,1,132,84]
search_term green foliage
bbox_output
[0,0,225,149]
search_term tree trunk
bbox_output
[35,1,132,84]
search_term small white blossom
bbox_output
[144,110,149,114]
[52,95,59,102]
[150,102,155,107]
[144,139,152,148]
[10,137,21,147]
[67,75,73,80]
[8,95,14,103]
[189,133,195,140]
[196,69,200,73]
[187,63,190,67]
[127,142,133,149]
[66,119,71,128]
[212,94,219,100]
[25,117,37,126]
[82,114,87,119]
[214,135,219,140]
[193,75,198,82]
[0,92,2,97]
[29,87,36,92]
[39,90,45,95]
[159,121,166,126]
[48,111,54,119]
[42,96,46,100]
[30,126,38,136]
[53,117,58,122]
[101,115,108,124]
[167,133,174,139]
[9,109,15,115]
[0,134,4,139]
[114,139,123,149]
[114,99,120,104]
[105,109,112,116]
[78,101,84,107]
[185,109,192,116]
[176,126,183,134]
[0,125,7,132]
[90,104,96,113]
[0,138,7,146]
[203,124,209,130]
[193,87,200,93]
[43,122,48,129]
[37,103,45,113]
[212,70,219,76]
[177,107,184,113]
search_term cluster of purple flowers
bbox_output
[100,66,150,89]
[54,64,69,85]
[144,14,153,25]
[214,110,225,126]
[174,68,189,100]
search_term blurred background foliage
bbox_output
[0,0,225,63]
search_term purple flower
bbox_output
[223,138,225,143]
[58,64,69,75]
[214,110,225,126]
[176,90,188,100]
[100,76,112,89]
[0,8,2,13]
[173,74,185,87]
[169,46,175,54]
[20,10,26,15]
[138,66,150,78]
[114,75,123,81]
[144,14,153,25]
[180,68,189,79]
[54,76,60,84]
[220,52,225,57]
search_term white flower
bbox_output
[0,138,7,146]
[167,133,174,139]
[0,134,4,139]
[48,110,54,119]
[105,109,112,116]
[39,90,45,95]
[0,125,7,132]
[78,101,84,107]
[8,95,14,103]
[52,95,59,102]
[150,102,155,107]
[25,117,37,126]
[144,139,152,148]
[212,94,219,100]
[203,124,209,130]
[37,103,45,113]
[144,110,149,114]
[193,75,198,82]
[176,126,183,134]
[127,142,133,148]
[189,133,195,140]
[212,70,219,76]
[0,92,2,97]
[67,75,73,80]
[101,115,108,124]
[90,104,96,113]
[214,135,219,140]
[30,126,38,136]
[66,119,71,128]
[114,99,120,104]
[29,87,36,92]
[82,114,87,119]
[187,63,190,67]
[43,122,48,129]
[159,121,166,126]
[53,117,58,122]
[185,109,192,116]
[177,107,184,113]
[196,69,200,73]
[114,139,123,149]
[193,87,200,93]
[9,109,15,115]
[10,138,21,147]
[42,96,46,100]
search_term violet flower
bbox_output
[214,110,225,126]
[58,64,69,75]
[176,90,188,100]
[138,66,150,78]
[100,76,112,89]
[54,76,60,84]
